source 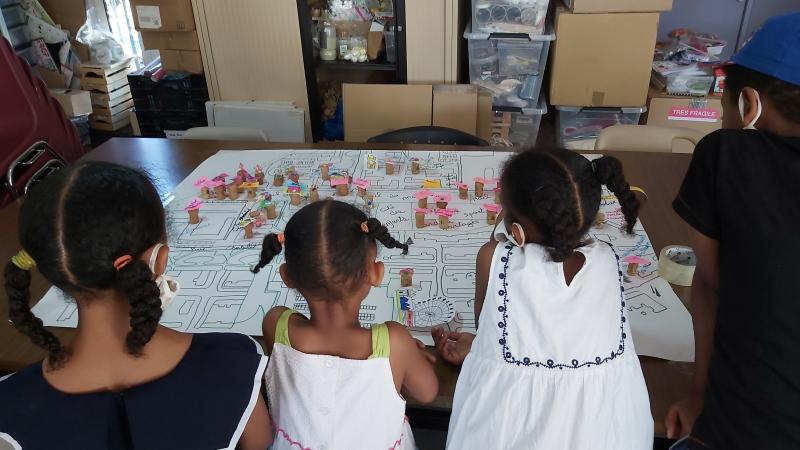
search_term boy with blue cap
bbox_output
[666,12,800,450]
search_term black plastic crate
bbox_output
[136,110,207,135]
[158,87,209,110]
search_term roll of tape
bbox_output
[658,245,696,287]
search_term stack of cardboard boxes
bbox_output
[130,0,203,73]
[548,0,673,149]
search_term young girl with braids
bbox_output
[0,162,272,450]
[434,148,652,449]
[252,200,438,450]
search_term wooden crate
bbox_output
[92,98,134,117]
[79,58,132,87]
[90,108,132,131]
[89,85,132,109]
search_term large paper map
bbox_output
[32,149,694,361]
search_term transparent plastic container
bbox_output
[384,28,397,63]
[3,5,26,28]
[465,22,554,108]
[497,41,542,76]
[492,95,547,147]
[473,0,550,35]
[7,24,28,48]
[556,106,647,149]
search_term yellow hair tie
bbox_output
[11,250,36,271]
[630,185,648,199]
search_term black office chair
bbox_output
[367,126,490,146]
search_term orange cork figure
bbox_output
[411,158,421,175]
[474,178,486,197]
[273,172,285,187]
[194,177,210,199]
[414,208,428,228]
[241,182,260,199]
[484,203,502,225]
[354,178,370,197]
[415,190,431,208]
[456,182,469,200]
[385,159,395,175]
[240,219,255,239]
[624,256,649,277]
[400,268,414,287]
[435,194,451,210]
[331,175,350,196]
[309,186,320,202]
[320,163,331,181]
[212,181,226,200]
[254,165,265,185]
[264,202,278,219]
[227,182,241,200]
[185,198,203,224]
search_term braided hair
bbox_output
[251,200,407,300]
[501,148,640,262]
[4,162,166,368]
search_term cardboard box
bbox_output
[645,87,722,153]
[564,0,672,13]
[159,50,204,74]
[140,30,200,51]
[549,8,659,107]
[49,89,92,117]
[432,85,477,135]
[344,84,433,142]
[476,89,493,141]
[130,0,195,32]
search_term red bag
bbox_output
[0,37,83,208]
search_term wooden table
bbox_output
[0,138,695,436]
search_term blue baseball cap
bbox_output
[732,12,800,86]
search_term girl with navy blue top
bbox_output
[0,162,272,450]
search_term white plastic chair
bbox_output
[594,125,706,153]
[181,127,269,142]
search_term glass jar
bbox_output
[338,31,350,60]
[320,20,337,61]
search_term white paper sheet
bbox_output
[33,149,694,361]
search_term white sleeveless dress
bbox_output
[446,237,653,450]
[266,310,415,450]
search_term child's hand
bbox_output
[665,392,704,439]
[431,327,475,366]
[414,339,437,365]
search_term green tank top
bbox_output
[274,309,390,359]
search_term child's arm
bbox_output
[238,394,273,450]
[387,322,438,403]
[431,239,495,366]
[261,306,290,357]
[665,231,719,439]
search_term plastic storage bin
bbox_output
[465,22,554,109]
[7,24,28,48]
[556,106,646,149]
[2,5,26,28]
[473,0,549,35]
[492,95,547,147]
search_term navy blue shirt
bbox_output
[0,333,266,450]
[674,129,800,449]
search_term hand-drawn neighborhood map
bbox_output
[32,150,694,361]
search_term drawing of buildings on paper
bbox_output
[31,150,693,361]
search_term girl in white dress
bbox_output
[251,200,438,450]
[436,149,653,450]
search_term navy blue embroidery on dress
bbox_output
[497,241,626,369]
